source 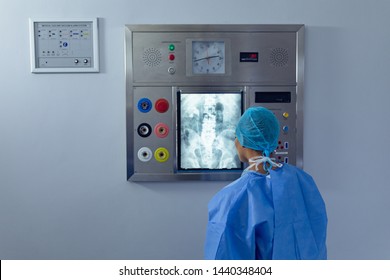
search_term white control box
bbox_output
[29,18,99,73]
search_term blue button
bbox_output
[282,126,289,133]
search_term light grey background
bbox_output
[1,0,389,259]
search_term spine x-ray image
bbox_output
[179,93,242,169]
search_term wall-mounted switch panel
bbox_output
[29,18,99,73]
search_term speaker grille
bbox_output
[143,48,162,67]
[270,48,289,67]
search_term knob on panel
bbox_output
[154,123,169,138]
[137,147,152,162]
[155,98,169,113]
[154,147,169,162]
[137,123,152,137]
[137,98,152,113]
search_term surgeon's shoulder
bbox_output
[209,173,254,206]
[220,173,252,194]
[208,173,261,221]
[277,163,315,180]
[226,172,266,196]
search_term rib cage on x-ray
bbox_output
[179,93,242,169]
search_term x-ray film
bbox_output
[178,92,242,170]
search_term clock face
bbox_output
[192,41,225,74]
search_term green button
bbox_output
[169,44,175,51]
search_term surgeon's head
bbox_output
[235,107,280,159]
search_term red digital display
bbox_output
[240,52,259,62]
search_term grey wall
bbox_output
[1,0,389,259]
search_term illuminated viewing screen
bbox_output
[178,92,243,170]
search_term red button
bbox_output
[168,54,175,61]
[155,99,169,113]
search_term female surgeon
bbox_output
[204,107,327,260]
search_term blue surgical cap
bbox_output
[235,107,280,157]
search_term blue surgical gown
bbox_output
[204,164,327,260]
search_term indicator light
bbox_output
[168,54,175,61]
[169,44,175,51]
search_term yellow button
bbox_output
[283,112,289,119]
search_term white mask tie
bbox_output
[245,155,282,174]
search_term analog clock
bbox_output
[192,41,225,74]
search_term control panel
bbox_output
[126,25,304,181]
[29,18,99,73]
[133,87,175,175]
[131,32,296,85]
[248,87,298,166]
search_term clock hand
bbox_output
[193,55,221,62]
